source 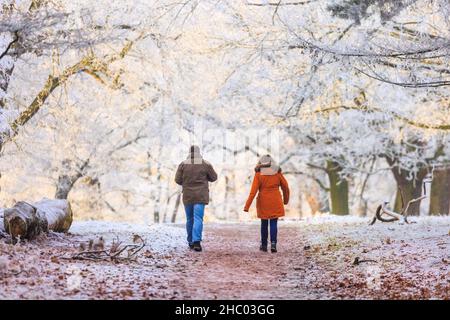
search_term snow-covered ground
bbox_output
[70,221,187,254]
[287,215,450,299]
[0,216,448,299]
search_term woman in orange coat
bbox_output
[244,155,290,253]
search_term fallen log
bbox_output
[34,198,73,233]
[370,170,433,225]
[380,202,405,221]
[3,199,72,241]
[369,203,398,225]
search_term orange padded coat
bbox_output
[244,171,290,219]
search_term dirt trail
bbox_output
[168,223,319,299]
[164,219,449,299]
[0,218,448,299]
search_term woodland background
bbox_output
[1,0,449,223]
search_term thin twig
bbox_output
[353,257,377,265]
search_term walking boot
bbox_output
[271,242,277,253]
[193,241,202,252]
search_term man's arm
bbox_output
[206,163,218,182]
[175,163,184,185]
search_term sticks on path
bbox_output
[353,256,377,266]
[66,234,146,263]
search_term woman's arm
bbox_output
[244,174,260,212]
[279,173,290,205]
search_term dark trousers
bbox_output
[261,218,278,245]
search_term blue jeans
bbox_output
[261,218,278,246]
[184,203,205,244]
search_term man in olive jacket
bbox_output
[175,145,218,251]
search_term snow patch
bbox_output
[70,221,186,254]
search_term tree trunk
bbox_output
[305,183,320,216]
[55,159,88,199]
[171,192,181,223]
[55,175,73,199]
[391,167,427,216]
[393,178,423,215]
[231,172,238,220]
[55,174,81,199]
[326,161,349,215]
[161,182,170,223]
[153,172,162,223]
[223,175,230,220]
[356,198,368,217]
[319,182,330,213]
[3,199,72,241]
[429,167,450,215]
[298,193,303,218]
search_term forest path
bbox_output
[167,223,321,299]
[0,218,448,299]
[162,219,450,299]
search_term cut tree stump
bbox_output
[2,199,73,241]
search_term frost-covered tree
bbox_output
[1,0,449,221]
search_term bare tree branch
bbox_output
[315,105,450,131]
[0,31,19,61]
[3,35,143,146]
